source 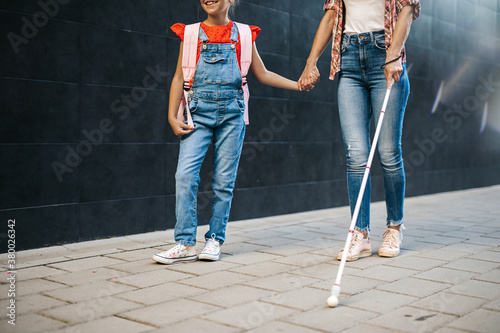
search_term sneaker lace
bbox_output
[204,234,219,253]
[381,229,400,248]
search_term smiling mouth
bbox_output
[205,1,219,6]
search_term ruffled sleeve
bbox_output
[250,25,261,43]
[170,23,186,41]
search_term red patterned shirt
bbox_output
[323,0,421,80]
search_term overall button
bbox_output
[189,90,194,94]
[188,97,192,101]
[231,44,235,49]
[202,44,207,50]
[239,89,243,93]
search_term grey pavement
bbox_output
[1,185,499,333]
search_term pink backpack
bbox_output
[177,22,253,126]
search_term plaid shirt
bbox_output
[323,0,420,80]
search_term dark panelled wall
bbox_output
[1,0,499,251]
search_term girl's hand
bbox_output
[298,63,320,91]
[384,56,403,89]
[169,118,194,138]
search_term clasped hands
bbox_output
[298,62,320,92]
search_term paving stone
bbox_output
[245,237,298,247]
[414,267,477,285]
[223,251,282,265]
[272,252,333,268]
[63,248,125,260]
[44,281,136,303]
[411,292,488,316]
[315,274,386,295]
[48,257,126,272]
[447,280,500,300]
[442,259,498,273]
[432,327,473,333]
[165,260,242,276]
[482,298,500,311]
[40,296,143,324]
[285,305,377,332]
[201,301,297,330]
[117,282,205,305]
[344,289,418,313]
[440,243,493,254]
[45,268,130,286]
[257,243,319,256]
[261,287,330,311]
[244,229,285,239]
[104,248,161,262]
[0,313,66,333]
[52,316,153,333]
[222,243,271,255]
[15,294,68,315]
[383,256,447,272]
[350,265,419,282]
[289,262,341,280]
[153,318,240,333]
[188,285,276,308]
[366,306,456,333]
[112,268,192,288]
[120,298,220,327]
[13,256,70,270]
[15,266,67,281]
[246,320,322,333]
[107,258,172,274]
[468,250,500,263]
[1,278,67,298]
[180,271,255,290]
[474,269,500,283]
[377,278,451,297]
[418,236,465,246]
[464,236,500,247]
[447,309,500,333]
[229,261,292,277]
[341,323,402,333]
[416,249,470,261]
[243,273,322,292]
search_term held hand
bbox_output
[298,62,320,91]
[384,57,402,89]
[169,118,194,138]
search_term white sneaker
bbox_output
[337,230,372,261]
[198,238,220,261]
[152,244,197,264]
[378,228,402,257]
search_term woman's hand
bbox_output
[298,62,320,91]
[169,118,194,138]
[384,56,402,89]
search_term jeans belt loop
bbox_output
[369,31,374,44]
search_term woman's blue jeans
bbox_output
[338,31,410,232]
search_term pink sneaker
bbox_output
[337,230,372,261]
[378,228,402,257]
[152,244,197,264]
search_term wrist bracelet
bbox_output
[381,56,402,69]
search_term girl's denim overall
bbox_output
[174,24,246,246]
[338,31,410,232]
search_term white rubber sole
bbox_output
[152,254,197,264]
[198,252,220,261]
[337,249,372,262]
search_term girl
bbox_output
[153,0,301,264]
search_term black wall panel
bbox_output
[1,0,499,251]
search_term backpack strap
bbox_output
[234,22,253,125]
[176,23,200,127]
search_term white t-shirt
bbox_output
[344,0,385,35]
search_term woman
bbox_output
[299,0,420,260]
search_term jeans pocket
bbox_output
[374,36,386,50]
[203,55,233,84]
[188,96,199,113]
[235,96,245,113]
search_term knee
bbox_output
[378,147,403,171]
[346,147,369,172]
[176,169,199,189]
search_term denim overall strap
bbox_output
[198,27,209,43]
[230,24,239,43]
